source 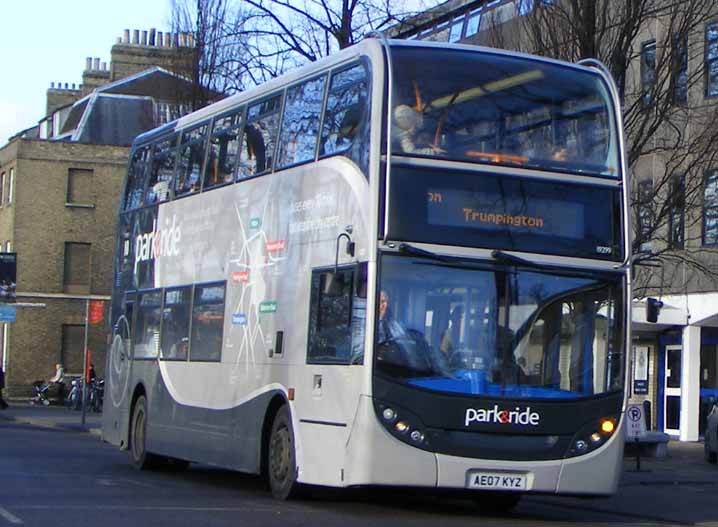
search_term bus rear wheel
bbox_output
[473,491,521,513]
[268,405,302,500]
[130,395,161,470]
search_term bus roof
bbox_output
[132,37,610,149]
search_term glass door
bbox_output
[664,345,682,434]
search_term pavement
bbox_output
[0,400,102,436]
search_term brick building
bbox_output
[0,29,203,396]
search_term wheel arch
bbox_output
[260,394,290,480]
[127,383,148,450]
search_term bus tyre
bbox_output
[130,395,160,470]
[473,491,521,513]
[268,405,301,500]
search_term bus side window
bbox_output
[307,264,366,365]
[203,111,242,190]
[133,290,162,360]
[189,282,226,362]
[145,136,177,205]
[276,74,327,169]
[175,124,208,197]
[124,146,151,211]
[239,95,282,179]
[160,286,192,361]
[319,62,370,174]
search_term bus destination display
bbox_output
[427,188,585,240]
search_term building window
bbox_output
[641,40,657,105]
[63,242,91,294]
[673,34,688,105]
[706,22,718,98]
[518,0,534,16]
[704,170,718,245]
[8,169,14,205]
[464,8,482,37]
[448,15,465,42]
[61,325,85,373]
[668,175,685,249]
[66,168,94,206]
[637,179,654,252]
[0,172,5,206]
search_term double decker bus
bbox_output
[103,37,630,509]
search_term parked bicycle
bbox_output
[65,378,104,412]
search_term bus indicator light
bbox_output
[395,421,410,434]
[600,419,615,434]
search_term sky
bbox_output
[0,0,171,146]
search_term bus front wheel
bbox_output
[130,395,161,470]
[268,405,302,500]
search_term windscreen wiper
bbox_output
[490,250,541,269]
[398,243,449,262]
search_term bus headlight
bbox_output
[382,407,397,422]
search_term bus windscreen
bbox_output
[389,46,619,178]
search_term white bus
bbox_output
[103,37,631,510]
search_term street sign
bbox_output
[633,346,649,395]
[89,300,105,324]
[625,404,647,440]
[0,304,15,322]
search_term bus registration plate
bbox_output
[466,471,528,490]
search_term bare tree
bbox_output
[170,0,438,104]
[170,0,248,109]
[506,0,718,297]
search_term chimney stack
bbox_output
[157,31,163,47]
[149,28,156,46]
[93,57,100,70]
[85,57,92,70]
[141,30,148,45]
[50,82,55,89]
[133,29,139,44]
[165,32,172,47]
[124,29,130,43]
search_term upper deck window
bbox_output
[204,111,243,189]
[175,124,208,197]
[239,95,282,179]
[146,136,177,205]
[320,62,370,173]
[389,46,619,178]
[124,146,151,211]
[277,75,327,168]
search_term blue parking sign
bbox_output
[0,304,16,322]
